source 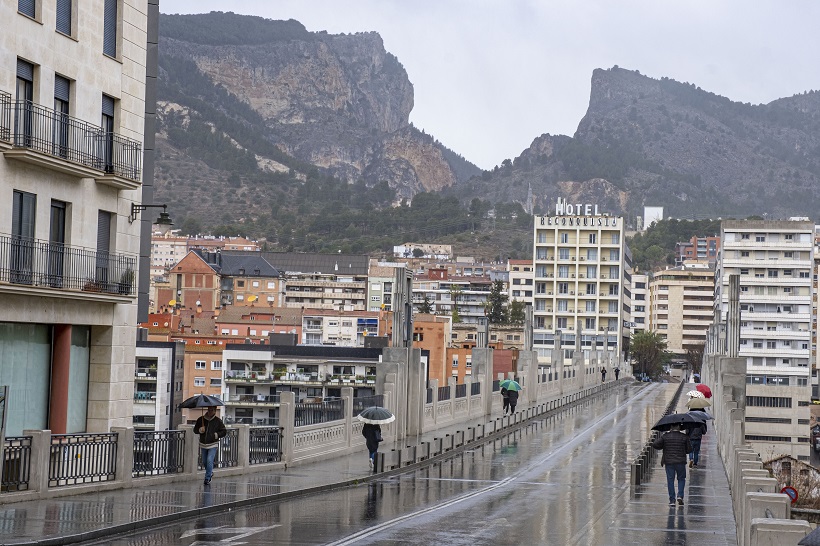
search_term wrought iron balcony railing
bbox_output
[0,97,141,181]
[0,233,137,296]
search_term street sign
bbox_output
[781,486,798,503]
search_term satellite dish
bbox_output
[168,299,177,306]
[248,295,258,302]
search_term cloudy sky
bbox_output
[161,1,820,170]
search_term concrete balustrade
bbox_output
[701,352,812,544]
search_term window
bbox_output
[785,234,793,240]
[195,360,206,369]
[768,270,778,278]
[103,0,118,57]
[586,265,597,278]
[268,281,276,289]
[54,75,70,158]
[587,249,597,260]
[210,378,221,387]
[609,250,619,261]
[586,301,596,312]
[252,281,259,288]
[101,94,115,172]
[741,233,750,240]
[56,0,72,35]
[585,318,595,330]
[194,377,205,387]
[558,266,569,278]
[756,235,765,242]
[588,233,597,244]
[560,233,568,243]
[18,0,36,18]
[741,251,750,257]
[557,300,568,311]
[559,248,570,260]
[740,268,749,275]
[557,318,568,329]
[586,284,596,295]
[558,282,568,294]
[785,252,793,258]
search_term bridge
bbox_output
[0,347,813,544]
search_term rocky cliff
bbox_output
[455,67,820,219]
[156,11,477,205]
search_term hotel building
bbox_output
[532,200,631,362]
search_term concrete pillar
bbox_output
[279,391,295,465]
[743,493,791,546]
[472,348,494,417]
[749,519,810,546]
[430,379,439,423]
[49,325,72,434]
[553,348,564,400]
[112,426,134,487]
[721,356,747,410]
[24,429,51,493]
[342,387,354,447]
[518,350,538,406]
[236,424,250,468]
[179,424,197,476]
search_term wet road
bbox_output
[87,383,735,545]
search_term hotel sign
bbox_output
[540,198,618,226]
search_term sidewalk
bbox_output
[614,382,738,544]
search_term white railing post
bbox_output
[111,426,134,487]
[236,424,250,469]
[280,391,295,465]
[179,424,197,476]
[24,429,51,493]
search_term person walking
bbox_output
[500,386,510,414]
[362,423,383,469]
[652,423,693,507]
[195,406,227,485]
[601,367,607,382]
[507,388,519,414]
[687,412,707,468]
[614,367,620,380]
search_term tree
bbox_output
[449,285,463,323]
[685,343,705,376]
[630,331,668,379]
[412,247,425,258]
[507,300,526,325]
[483,280,508,324]
[418,294,434,314]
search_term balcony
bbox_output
[0,95,141,188]
[133,392,156,403]
[0,233,136,301]
[226,394,280,406]
[135,367,157,381]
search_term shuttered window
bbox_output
[103,0,117,57]
[56,0,71,35]
[96,210,111,255]
[16,59,33,82]
[18,0,35,18]
[12,191,36,240]
[54,76,70,103]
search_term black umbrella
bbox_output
[799,526,820,545]
[357,406,395,425]
[688,409,714,421]
[652,412,703,431]
[178,393,225,409]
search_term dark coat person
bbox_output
[614,367,620,380]
[507,389,519,414]
[601,368,607,382]
[362,423,382,469]
[687,412,708,468]
[652,424,693,507]
[195,407,227,485]
[500,387,510,414]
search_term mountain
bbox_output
[154,11,480,234]
[452,67,820,220]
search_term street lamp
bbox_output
[129,203,173,225]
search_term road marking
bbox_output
[181,524,281,544]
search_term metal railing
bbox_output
[0,91,10,142]
[224,416,279,426]
[471,382,481,396]
[48,433,118,487]
[3,99,141,181]
[135,367,157,378]
[426,387,433,404]
[2,436,31,491]
[249,427,282,464]
[295,398,345,427]
[228,394,280,404]
[0,233,137,295]
[438,386,451,401]
[492,380,500,392]
[352,394,384,417]
[133,391,156,402]
[455,384,467,398]
[198,429,240,470]
[132,430,185,478]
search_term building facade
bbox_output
[0,0,149,434]
[649,262,714,355]
[532,202,630,362]
[507,258,534,306]
[715,220,814,460]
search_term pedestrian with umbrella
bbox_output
[179,394,227,485]
[652,413,694,507]
[686,397,711,410]
[499,379,522,414]
[696,383,712,398]
[358,406,394,469]
[687,409,708,469]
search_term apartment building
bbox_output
[631,273,649,332]
[301,309,380,347]
[649,262,714,355]
[0,1,150,434]
[532,200,631,361]
[715,220,814,460]
[134,340,185,430]
[412,268,494,324]
[675,235,721,265]
[263,252,370,311]
[508,259,534,306]
[367,262,398,312]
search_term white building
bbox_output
[716,220,814,460]
[532,200,631,362]
[0,0,151,434]
[507,259,534,307]
[630,273,649,332]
